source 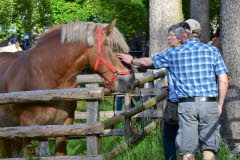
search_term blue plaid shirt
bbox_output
[166,69,178,102]
[152,38,228,99]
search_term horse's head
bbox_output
[89,20,135,93]
[60,20,135,92]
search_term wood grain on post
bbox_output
[0,88,104,104]
[133,69,165,87]
[46,128,126,140]
[86,83,100,155]
[0,122,104,139]
[103,92,167,129]
[76,73,146,83]
[76,70,165,88]
[75,109,163,120]
[124,93,132,142]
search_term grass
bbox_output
[46,98,239,160]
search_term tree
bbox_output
[48,0,149,39]
[149,0,183,55]
[0,0,15,41]
[183,0,220,36]
[220,0,240,152]
[0,0,149,46]
[190,0,210,43]
[209,0,220,33]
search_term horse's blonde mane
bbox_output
[61,22,129,53]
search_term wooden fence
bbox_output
[0,69,167,160]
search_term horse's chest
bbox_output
[20,107,68,126]
[43,109,69,125]
[17,102,76,126]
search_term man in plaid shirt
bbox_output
[118,19,228,160]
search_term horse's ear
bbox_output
[103,19,117,36]
[8,42,12,46]
[15,42,20,47]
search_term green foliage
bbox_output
[182,0,220,32]
[14,0,52,34]
[56,98,238,159]
[182,0,220,20]
[25,140,40,158]
[0,0,220,44]
[0,0,148,42]
[0,0,15,41]
[0,0,53,41]
[48,0,148,38]
[182,0,190,20]
[210,0,220,31]
[210,0,220,20]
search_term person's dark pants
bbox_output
[116,97,123,111]
[116,97,135,111]
[163,121,179,160]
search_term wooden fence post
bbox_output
[38,141,50,157]
[143,70,154,103]
[124,92,132,142]
[143,70,155,119]
[155,69,167,124]
[145,69,155,89]
[86,83,100,155]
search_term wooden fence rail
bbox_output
[0,122,104,139]
[0,69,166,159]
[103,92,167,128]
[0,88,104,104]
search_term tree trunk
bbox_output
[220,0,240,152]
[190,0,210,43]
[149,0,183,56]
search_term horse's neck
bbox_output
[29,44,89,88]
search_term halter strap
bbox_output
[94,26,133,89]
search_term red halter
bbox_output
[93,26,133,89]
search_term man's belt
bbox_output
[179,97,217,103]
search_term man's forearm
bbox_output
[118,53,153,67]
[218,73,228,105]
[131,57,153,67]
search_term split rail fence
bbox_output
[0,69,167,160]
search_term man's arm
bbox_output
[117,53,153,67]
[218,73,228,115]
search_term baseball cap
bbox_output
[182,19,201,34]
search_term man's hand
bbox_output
[117,53,133,65]
[218,103,222,116]
[118,53,153,67]
[218,73,228,116]
[161,86,169,93]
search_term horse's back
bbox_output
[0,53,20,70]
[0,54,22,127]
[0,53,22,92]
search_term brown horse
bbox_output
[0,20,135,157]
